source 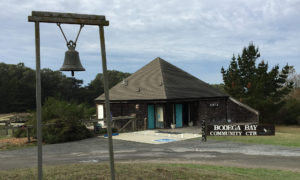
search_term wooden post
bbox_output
[132,119,136,131]
[35,21,43,180]
[5,122,8,135]
[93,122,97,133]
[5,127,8,136]
[99,25,115,180]
[27,127,31,143]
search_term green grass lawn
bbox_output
[0,135,8,140]
[0,137,7,141]
[1,126,300,151]
[209,126,300,147]
[0,163,299,180]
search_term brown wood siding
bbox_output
[98,97,258,131]
[227,99,259,124]
[197,98,258,125]
[197,98,227,125]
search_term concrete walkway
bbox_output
[112,129,201,144]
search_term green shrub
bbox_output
[13,128,27,138]
[97,127,118,134]
[15,98,94,143]
[277,98,300,125]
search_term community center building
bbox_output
[95,57,259,130]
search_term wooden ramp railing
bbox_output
[83,114,137,132]
[118,118,136,132]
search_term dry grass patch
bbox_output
[0,137,36,150]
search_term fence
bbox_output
[0,115,137,142]
[0,126,19,136]
[0,123,55,143]
[0,127,9,136]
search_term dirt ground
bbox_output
[0,137,36,150]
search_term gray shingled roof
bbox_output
[96,57,228,101]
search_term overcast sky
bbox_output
[0,0,299,85]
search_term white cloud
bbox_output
[0,0,299,84]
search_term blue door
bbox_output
[148,104,155,129]
[176,104,183,127]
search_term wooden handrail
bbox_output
[82,115,136,123]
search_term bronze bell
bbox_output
[60,44,85,76]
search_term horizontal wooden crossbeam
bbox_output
[83,115,136,123]
[28,11,109,26]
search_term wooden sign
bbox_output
[207,124,275,136]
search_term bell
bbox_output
[60,46,85,76]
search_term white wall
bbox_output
[97,104,105,127]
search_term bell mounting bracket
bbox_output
[56,23,84,49]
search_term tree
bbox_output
[41,68,83,103]
[210,83,226,93]
[288,70,300,88]
[0,63,35,112]
[221,43,294,123]
[86,70,131,104]
[0,63,85,113]
[0,62,131,112]
[277,97,300,125]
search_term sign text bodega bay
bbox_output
[207,125,275,136]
